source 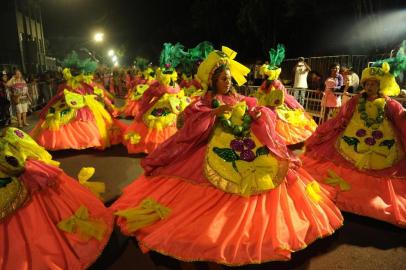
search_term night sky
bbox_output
[40,0,406,65]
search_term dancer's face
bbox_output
[364,79,380,97]
[215,69,232,95]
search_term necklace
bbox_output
[357,97,385,129]
[212,98,252,137]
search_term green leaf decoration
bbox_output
[379,139,395,149]
[0,178,12,188]
[268,44,285,69]
[342,136,360,146]
[213,147,239,162]
[256,146,270,157]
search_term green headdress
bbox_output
[189,41,214,62]
[372,40,406,77]
[134,57,150,71]
[260,44,285,80]
[159,43,187,73]
[62,51,97,75]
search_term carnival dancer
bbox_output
[0,127,113,269]
[120,57,154,118]
[255,44,317,146]
[302,48,406,227]
[121,43,190,154]
[113,46,343,265]
[31,52,123,151]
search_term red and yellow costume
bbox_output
[302,62,406,227]
[0,128,113,269]
[112,47,343,265]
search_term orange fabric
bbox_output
[113,171,343,265]
[275,120,315,145]
[122,100,141,117]
[31,120,103,150]
[0,164,114,269]
[123,121,178,154]
[302,155,406,227]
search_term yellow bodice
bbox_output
[338,98,404,170]
[204,126,288,196]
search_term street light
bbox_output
[112,55,118,62]
[94,32,104,42]
[108,49,115,56]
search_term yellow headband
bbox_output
[196,46,250,90]
[361,62,400,96]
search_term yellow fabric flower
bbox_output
[124,132,141,145]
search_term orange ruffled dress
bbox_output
[256,80,317,145]
[113,93,343,265]
[0,128,113,270]
[302,95,406,227]
[31,82,123,151]
[122,81,188,154]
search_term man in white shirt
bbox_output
[293,57,311,104]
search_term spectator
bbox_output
[293,57,311,103]
[321,63,343,121]
[0,71,11,126]
[341,66,359,93]
[6,69,31,128]
[27,74,39,111]
[307,71,323,91]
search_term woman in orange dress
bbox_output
[30,52,123,151]
[302,59,406,227]
[0,128,113,269]
[112,46,343,265]
[255,45,317,147]
[121,43,190,154]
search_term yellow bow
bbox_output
[306,181,322,202]
[115,198,171,233]
[57,205,107,241]
[222,46,250,86]
[325,170,351,191]
[77,167,106,199]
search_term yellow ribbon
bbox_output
[222,46,250,86]
[325,170,351,191]
[115,198,171,233]
[57,205,107,241]
[77,167,105,199]
[306,181,322,202]
[83,95,112,148]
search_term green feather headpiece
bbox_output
[372,40,406,77]
[134,57,149,71]
[159,43,187,72]
[62,51,97,74]
[267,44,285,70]
[189,41,214,62]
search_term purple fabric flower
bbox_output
[243,138,256,149]
[240,149,256,162]
[14,129,24,138]
[230,139,244,152]
[372,130,383,140]
[364,137,376,146]
[155,108,163,116]
[356,129,366,137]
